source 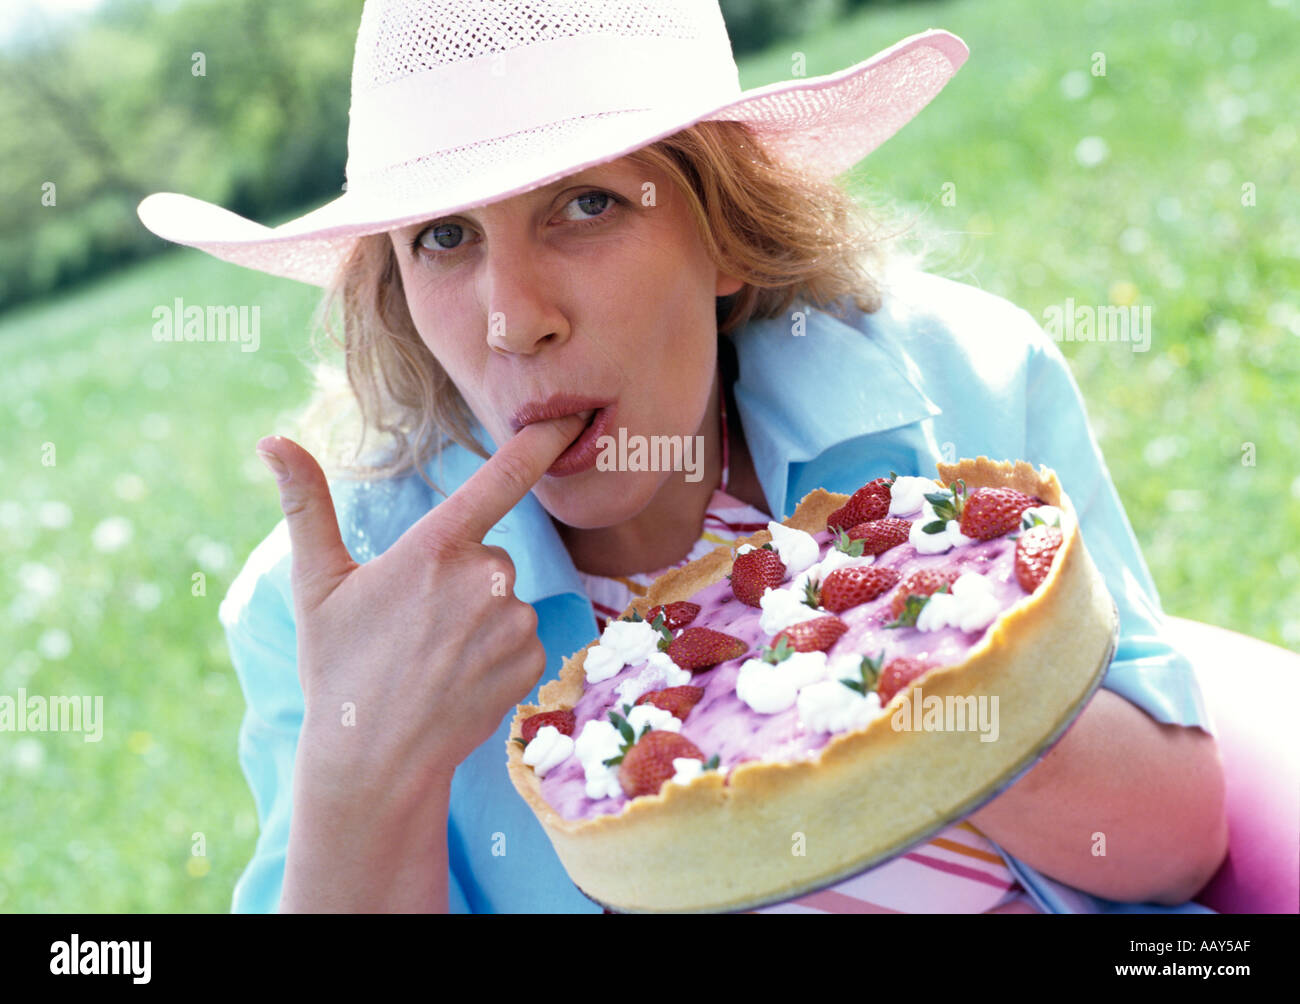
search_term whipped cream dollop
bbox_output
[796,654,888,735]
[909,498,976,554]
[522,725,574,778]
[613,651,692,706]
[758,583,825,634]
[584,618,663,683]
[789,545,872,602]
[765,521,820,578]
[889,475,937,515]
[625,702,682,735]
[1021,504,1066,529]
[916,571,1001,632]
[735,650,829,714]
[670,757,705,786]
[573,720,625,799]
[573,703,683,800]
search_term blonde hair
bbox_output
[297,119,907,491]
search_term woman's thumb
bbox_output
[256,435,357,610]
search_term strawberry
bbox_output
[846,517,912,555]
[618,730,706,798]
[817,565,901,613]
[826,477,893,532]
[645,601,700,631]
[729,544,786,607]
[772,614,849,653]
[635,685,706,720]
[958,487,1040,541]
[520,709,576,745]
[878,657,933,705]
[666,627,748,671]
[1015,524,1063,592]
[887,567,962,620]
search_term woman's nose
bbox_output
[479,240,570,356]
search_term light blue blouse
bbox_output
[218,268,1213,914]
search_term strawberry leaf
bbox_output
[922,519,948,534]
[840,651,884,694]
[760,636,796,664]
[886,594,930,629]
[801,576,822,609]
[650,612,673,646]
[513,737,527,748]
[833,528,865,557]
[602,754,624,767]
[608,709,635,744]
[702,754,720,771]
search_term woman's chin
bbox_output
[536,471,658,529]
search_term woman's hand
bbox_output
[255,412,587,911]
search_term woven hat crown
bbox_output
[345,0,740,191]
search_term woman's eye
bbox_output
[410,190,616,258]
[416,221,466,251]
[560,190,613,222]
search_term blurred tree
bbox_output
[2,0,358,312]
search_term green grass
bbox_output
[1,0,1296,912]
[0,253,320,911]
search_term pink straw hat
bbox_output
[137,0,968,288]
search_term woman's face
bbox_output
[389,155,743,529]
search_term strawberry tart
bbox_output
[506,457,1118,912]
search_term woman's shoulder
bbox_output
[844,265,1054,363]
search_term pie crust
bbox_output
[506,457,1118,912]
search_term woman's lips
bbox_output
[545,403,616,477]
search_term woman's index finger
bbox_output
[428,413,588,544]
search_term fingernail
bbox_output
[257,449,291,484]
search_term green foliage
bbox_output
[1,0,358,311]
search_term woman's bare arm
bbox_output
[279,720,454,913]
[968,688,1228,904]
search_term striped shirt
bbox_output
[574,394,1034,913]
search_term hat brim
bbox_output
[137,29,968,288]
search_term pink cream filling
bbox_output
[538,520,1032,821]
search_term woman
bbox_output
[138,0,1226,913]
